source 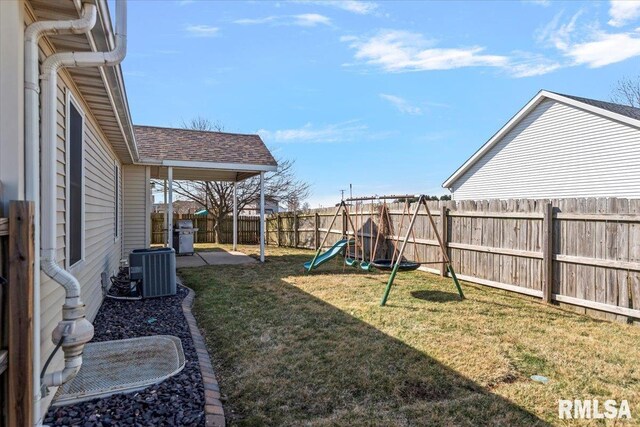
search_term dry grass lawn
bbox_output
[180,244,640,426]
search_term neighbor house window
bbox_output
[67,97,84,266]
[114,163,119,238]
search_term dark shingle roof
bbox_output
[134,125,277,167]
[552,92,640,121]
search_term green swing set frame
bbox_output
[376,194,464,306]
[304,195,464,307]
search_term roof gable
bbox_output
[442,90,640,188]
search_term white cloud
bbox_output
[379,94,422,115]
[233,14,331,27]
[343,29,566,78]
[293,13,332,26]
[523,0,550,6]
[234,16,278,25]
[185,25,220,37]
[297,0,379,15]
[258,121,367,143]
[342,30,509,72]
[508,61,561,77]
[536,11,582,50]
[567,30,640,67]
[537,11,640,68]
[609,0,640,27]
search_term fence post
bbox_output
[293,213,299,248]
[440,205,449,276]
[276,214,281,247]
[542,202,554,303]
[314,212,320,250]
[8,201,34,427]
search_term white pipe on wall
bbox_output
[24,5,97,423]
[233,181,237,250]
[39,0,128,389]
[167,167,173,247]
[260,172,265,262]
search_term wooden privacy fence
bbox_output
[0,201,36,426]
[151,213,260,244]
[267,198,640,322]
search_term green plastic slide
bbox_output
[304,239,353,271]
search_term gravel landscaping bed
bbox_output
[45,286,205,427]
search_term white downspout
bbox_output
[40,0,128,389]
[24,5,97,424]
[260,172,265,262]
[233,181,237,250]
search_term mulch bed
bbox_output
[44,286,205,427]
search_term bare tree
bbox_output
[180,116,225,132]
[611,76,640,107]
[167,118,310,242]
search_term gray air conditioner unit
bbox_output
[129,247,176,298]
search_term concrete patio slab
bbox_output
[175,253,208,268]
[199,251,257,265]
[175,251,257,268]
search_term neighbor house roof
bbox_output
[134,125,278,168]
[552,92,640,121]
[442,90,640,188]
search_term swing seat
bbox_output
[359,261,372,271]
[371,259,420,272]
[345,258,359,267]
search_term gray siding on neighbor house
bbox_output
[39,62,122,410]
[123,165,150,256]
[450,99,640,200]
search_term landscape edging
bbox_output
[180,282,226,427]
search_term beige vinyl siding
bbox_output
[451,99,640,200]
[0,1,25,211]
[39,68,122,410]
[123,165,150,256]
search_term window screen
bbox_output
[69,102,83,266]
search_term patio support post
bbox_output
[163,179,167,246]
[167,167,173,248]
[233,181,238,251]
[260,172,265,262]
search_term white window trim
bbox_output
[114,160,120,242]
[65,90,86,270]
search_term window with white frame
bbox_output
[67,95,84,267]
[114,162,119,238]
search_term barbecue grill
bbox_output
[173,219,198,255]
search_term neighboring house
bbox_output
[443,90,640,200]
[152,200,204,215]
[242,196,282,216]
[0,1,277,423]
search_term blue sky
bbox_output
[119,0,640,207]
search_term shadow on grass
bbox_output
[410,289,461,303]
[180,251,550,426]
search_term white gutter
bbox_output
[24,5,97,424]
[156,159,278,172]
[38,0,127,392]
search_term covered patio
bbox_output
[133,125,278,262]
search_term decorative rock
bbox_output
[44,286,206,426]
